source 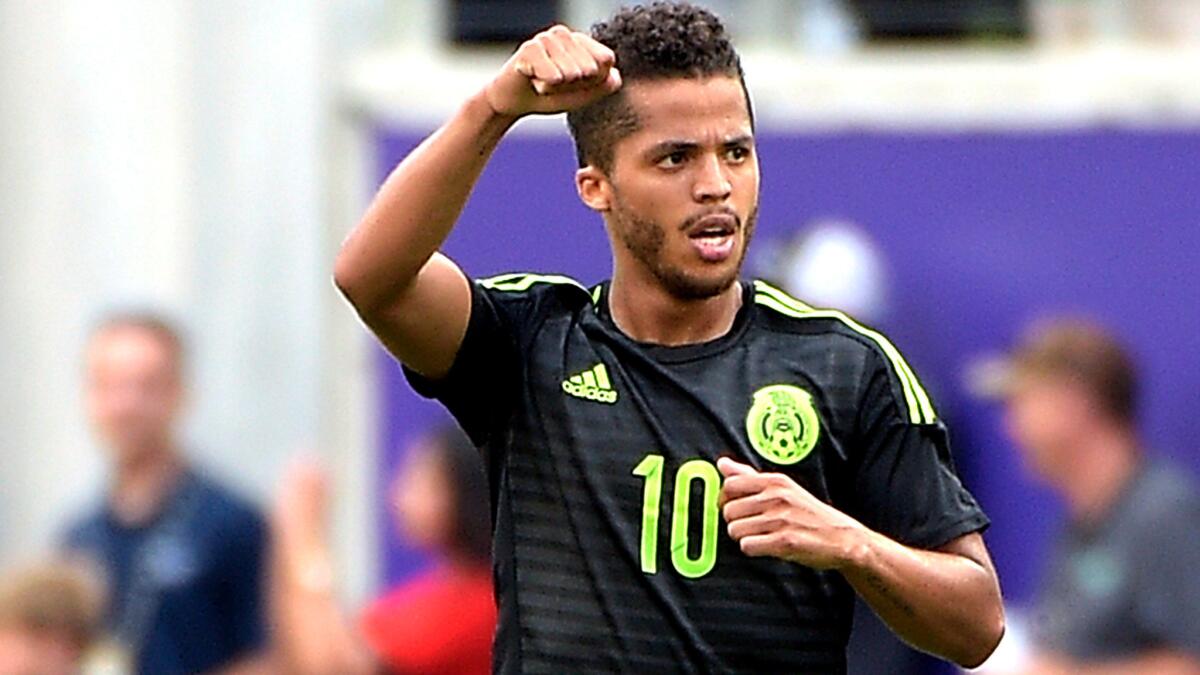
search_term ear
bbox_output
[575,165,612,212]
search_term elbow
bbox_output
[332,247,414,322]
[332,251,361,306]
[952,606,1006,670]
[332,252,378,319]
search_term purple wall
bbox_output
[372,126,1200,605]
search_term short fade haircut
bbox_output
[566,2,753,172]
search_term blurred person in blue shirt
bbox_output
[990,319,1200,674]
[62,313,270,675]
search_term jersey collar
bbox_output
[592,279,755,364]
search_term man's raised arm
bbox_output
[333,26,621,378]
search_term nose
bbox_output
[692,153,732,203]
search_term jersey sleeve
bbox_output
[403,275,576,446]
[848,349,990,550]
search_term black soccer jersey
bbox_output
[405,274,989,674]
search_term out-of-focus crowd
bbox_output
[2,311,1198,675]
[0,313,494,675]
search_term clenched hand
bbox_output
[484,25,623,118]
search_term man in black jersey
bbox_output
[335,3,1004,672]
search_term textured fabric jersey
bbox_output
[405,275,989,674]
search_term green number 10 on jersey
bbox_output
[632,455,721,579]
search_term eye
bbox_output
[657,150,688,169]
[725,146,750,162]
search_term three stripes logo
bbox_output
[562,363,618,404]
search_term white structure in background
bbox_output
[0,0,377,603]
[774,221,889,323]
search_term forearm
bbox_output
[717,459,1005,667]
[270,544,375,675]
[273,597,373,675]
[841,530,1004,668]
[333,91,515,313]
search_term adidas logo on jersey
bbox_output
[562,363,618,404]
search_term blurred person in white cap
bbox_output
[985,318,1200,674]
[62,312,271,675]
[0,560,103,675]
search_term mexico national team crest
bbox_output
[745,384,821,465]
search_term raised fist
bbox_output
[484,25,623,118]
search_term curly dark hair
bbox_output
[566,2,752,172]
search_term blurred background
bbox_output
[2,1,1199,673]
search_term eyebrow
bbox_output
[645,134,755,157]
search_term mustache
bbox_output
[679,207,741,232]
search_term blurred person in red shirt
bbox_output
[0,561,102,675]
[271,424,495,675]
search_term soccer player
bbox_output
[335,3,1004,672]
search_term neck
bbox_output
[110,443,184,525]
[608,270,742,346]
[1059,427,1140,525]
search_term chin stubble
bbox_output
[614,203,757,301]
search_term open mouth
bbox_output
[686,214,738,262]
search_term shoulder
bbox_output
[185,470,266,537]
[1122,464,1200,582]
[749,279,937,425]
[751,280,877,350]
[1129,462,1200,529]
[61,507,108,550]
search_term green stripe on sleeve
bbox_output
[480,273,589,293]
[478,272,531,286]
[753,291,936,424]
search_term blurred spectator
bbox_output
[0,561,103,675]
[272,424,494,675]
[990,319,1200,674]
[62,313,270,675]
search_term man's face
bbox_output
[604,76,759,300]
[391,440,454,551]
[84,326,182,466]
[1002,374,1094,485]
